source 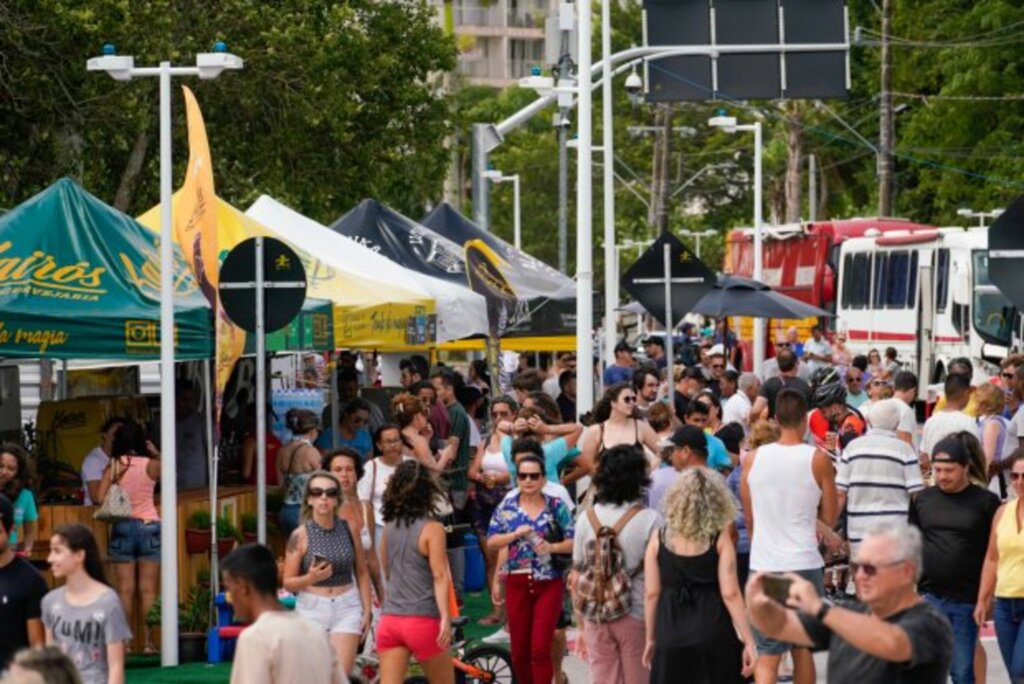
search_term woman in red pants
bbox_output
[487,439,575,684]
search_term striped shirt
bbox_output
[836,428,924,552]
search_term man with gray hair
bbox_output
[723,372,759,434]
[837,399,925,554]
[747,524,953,682]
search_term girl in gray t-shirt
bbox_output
[42,524,131,684]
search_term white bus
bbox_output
[835,226,1016,388]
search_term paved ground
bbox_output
[560,631,1012,683]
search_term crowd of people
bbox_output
[6,331,1024,683]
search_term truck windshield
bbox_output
[973,250,1014,345]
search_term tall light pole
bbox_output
[601,0,617,373]
[87,42,243,667]
[709,113,763,375]
[483,171,522,250]
[576,0,594,415]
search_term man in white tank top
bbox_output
[741,388,838,684]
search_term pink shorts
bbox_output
[376,614,445,662]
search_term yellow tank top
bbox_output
[996,499,1024,598]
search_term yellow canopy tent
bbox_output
[138,194,437,350]
[438,336,575,353]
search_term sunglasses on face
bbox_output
[847,377,862,383]
[711,364,725,370]
[622,395,637,404]
[1010,472,1024,481]
[851,559,904,577]
[517,472,542,481]
[309,487,340,499]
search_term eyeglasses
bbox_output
[777,342,791,348]
[711,365,725,371]
[517,472,542,481]
[309,487,340,499]
[847,377,862,383]
[851,559,905,577]
[380,438,403,445]
[1010,472,1024,481]
[622,396,638,404]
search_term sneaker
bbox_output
[483,627,511,644]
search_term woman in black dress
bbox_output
[642,467,756,683]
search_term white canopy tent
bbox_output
[246,196,489,343]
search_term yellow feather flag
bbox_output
[177,86,246,419]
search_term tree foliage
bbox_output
[0,0,456,220]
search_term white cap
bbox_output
[709,344,725,357]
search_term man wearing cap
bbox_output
[673,366,707,423]
[603,340,635,387]
[648,425,720,513]
[0,493,48,669]
[909,433,1000,684]
[642,335,667,370]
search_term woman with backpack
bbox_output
[570,444,662,684]
[487,444,574,684]
[642,467,756,683]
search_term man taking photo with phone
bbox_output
[747,524,953,682]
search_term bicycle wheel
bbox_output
[463,645,515,684]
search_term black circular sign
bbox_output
[219,237,307,333]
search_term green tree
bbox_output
[0,0,456,220]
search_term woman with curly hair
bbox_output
[643,467,755,683]
[571,444,661,684]
[377,461,453,684]
[0,443,36,553]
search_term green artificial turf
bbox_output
[125,590,502,683]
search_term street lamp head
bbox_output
[956,208,973,218]
[482,170,504,181]
[196,50,244,80]
[531,65,542,76]
[553,113,572,130]
[87,49,136,81]
[624,67,644,106]
[708,114,738,132]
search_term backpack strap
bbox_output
[612,504,643,535]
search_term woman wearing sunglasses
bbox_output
[283,470,372,676]
[488,441,575,684]
[579,383,663,482]
[316,399,373,462]
[976,450,1024,680]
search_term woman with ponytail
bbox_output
[390,393,456,472]
[276,409,323,539]
[43,524,131,684]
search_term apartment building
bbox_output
[435,0,557,88]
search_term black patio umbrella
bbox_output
[691,274,833,319]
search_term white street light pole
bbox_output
[483,171,522,250]
[956,207,1004,229]
[88,43,242,667]
[709,114,763,375]
[601,0,617,373]
[576,0,594,416]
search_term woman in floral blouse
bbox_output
[487,438,574,684]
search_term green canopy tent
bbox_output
[0,178,212,360]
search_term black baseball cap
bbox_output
[642,335,665,348]
[932,435,970,465]
[669,425,708,454]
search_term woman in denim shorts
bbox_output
[97,422,162,654]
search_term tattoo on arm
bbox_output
[286,529,302,554]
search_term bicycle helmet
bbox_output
[810,366,841,393]
[813,380,848,409]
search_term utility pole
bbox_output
[808,154,817,222]
[784,104,803,223]
[652,105,674,233]
[878,0,894,216]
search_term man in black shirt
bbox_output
[748,524,952,683]
[0,493,48,668]
[751,349,811,420]
[909,433,1000,684]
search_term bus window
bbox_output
[935,249,950,313]
[841,253,853,309]
[886,251,910,308]
[873,253,888,308]
[852,253,870,309]
[907,251,919,308]
[973,250,1014,345]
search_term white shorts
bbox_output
[296,587,363,635]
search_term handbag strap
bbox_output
[111,456,131,484]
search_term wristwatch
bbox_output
[815,600,834,622]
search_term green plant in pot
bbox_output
[146,572,213,663]
[241,513,258,543]
[184,510,213,555]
